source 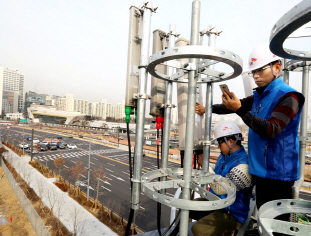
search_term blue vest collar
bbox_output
[254,76,283,99]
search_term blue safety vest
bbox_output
[213,147,252,224]
[248,77,304,181]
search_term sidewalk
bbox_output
[2,146,117,236]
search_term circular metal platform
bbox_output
[269,0,311,60]
[258,199,311,236]
[147,45,243,83]
[141,168,236,211]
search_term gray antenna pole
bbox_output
[179,1,200,235]
[161,24,177,180]
[131,2,153,211]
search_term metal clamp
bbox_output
[199,140,212,146]
[147,45,243,83]
[285,60,311,72]
[299,136,311,142]
[160,103,176,108]
[138,65,149,69]
[131,178,141,183]
[270,0,311,60]
[140,2,158,13]
[258,199,311,235]
[141,168,236,211]
[133,93,151,100]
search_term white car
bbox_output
[41,141,48,145]
[18,142,29,149]
[68,144,77,149]
[33,138,40,144]
[26,148,39,154]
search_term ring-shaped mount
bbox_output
[147,45,243,83]
[141,168,236,211]
[257,199,311,236]
[269,0,311,60]
[285,60,311,72]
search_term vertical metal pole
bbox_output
[131,5,152,210]
[87,140,91,201]
[23,128,25,155]
[283,59,290,85]
[202,26,217,174]
[161,24,176,175]
[179,1,200,235]
[30,129,34,161]
[293,63,309,199]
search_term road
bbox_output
[1,126,311,232]
[1,126,179,232]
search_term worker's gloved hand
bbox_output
[221,91,241,112]
[195,102,205,115]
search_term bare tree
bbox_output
[91,166,107,210]
[46,187,56,214]
[69,161,87,194]
[54,192,67,235]
[70,205,86,236]
[36,178,47,215]
[54,154,67,176]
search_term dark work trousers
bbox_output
[253,175,295,236]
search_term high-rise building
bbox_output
[116,100,125,121]
[102,99,107,120]
[1,67,25,112]
[56,97,66,111]
[66,93,74,111]
[2,91,19,113]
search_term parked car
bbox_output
[68,144,77,149]
[41,141,49,145]
[33,138,40,144]
[26,148,39,154]
[49,143,58,150]
[119,137,124,140]
[18,142,29,149]
[38,144,48,151]
[59,141,67,147]
[26,136,32,141]
[57,143,66,149]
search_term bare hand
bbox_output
[195,102,206,115]
[221,91,241,112]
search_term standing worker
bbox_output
[196,43,305,220]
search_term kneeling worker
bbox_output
[192,121,253,236]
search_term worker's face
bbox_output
[218,138,234,155]
[252,63,281,87]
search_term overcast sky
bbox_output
[0,0,309,111]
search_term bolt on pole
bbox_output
[179,1,200,235]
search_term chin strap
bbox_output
[224,134,243,155]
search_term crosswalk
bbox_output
[34,148,179,171]
[33,148,126,161]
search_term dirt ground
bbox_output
[0,166,37,236]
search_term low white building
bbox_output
[6,113,23,120]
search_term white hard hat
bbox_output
[213,120,241,140]
[248,43,281,71]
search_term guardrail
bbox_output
[0,157,51,236]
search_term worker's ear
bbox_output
[274,63,282,74]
